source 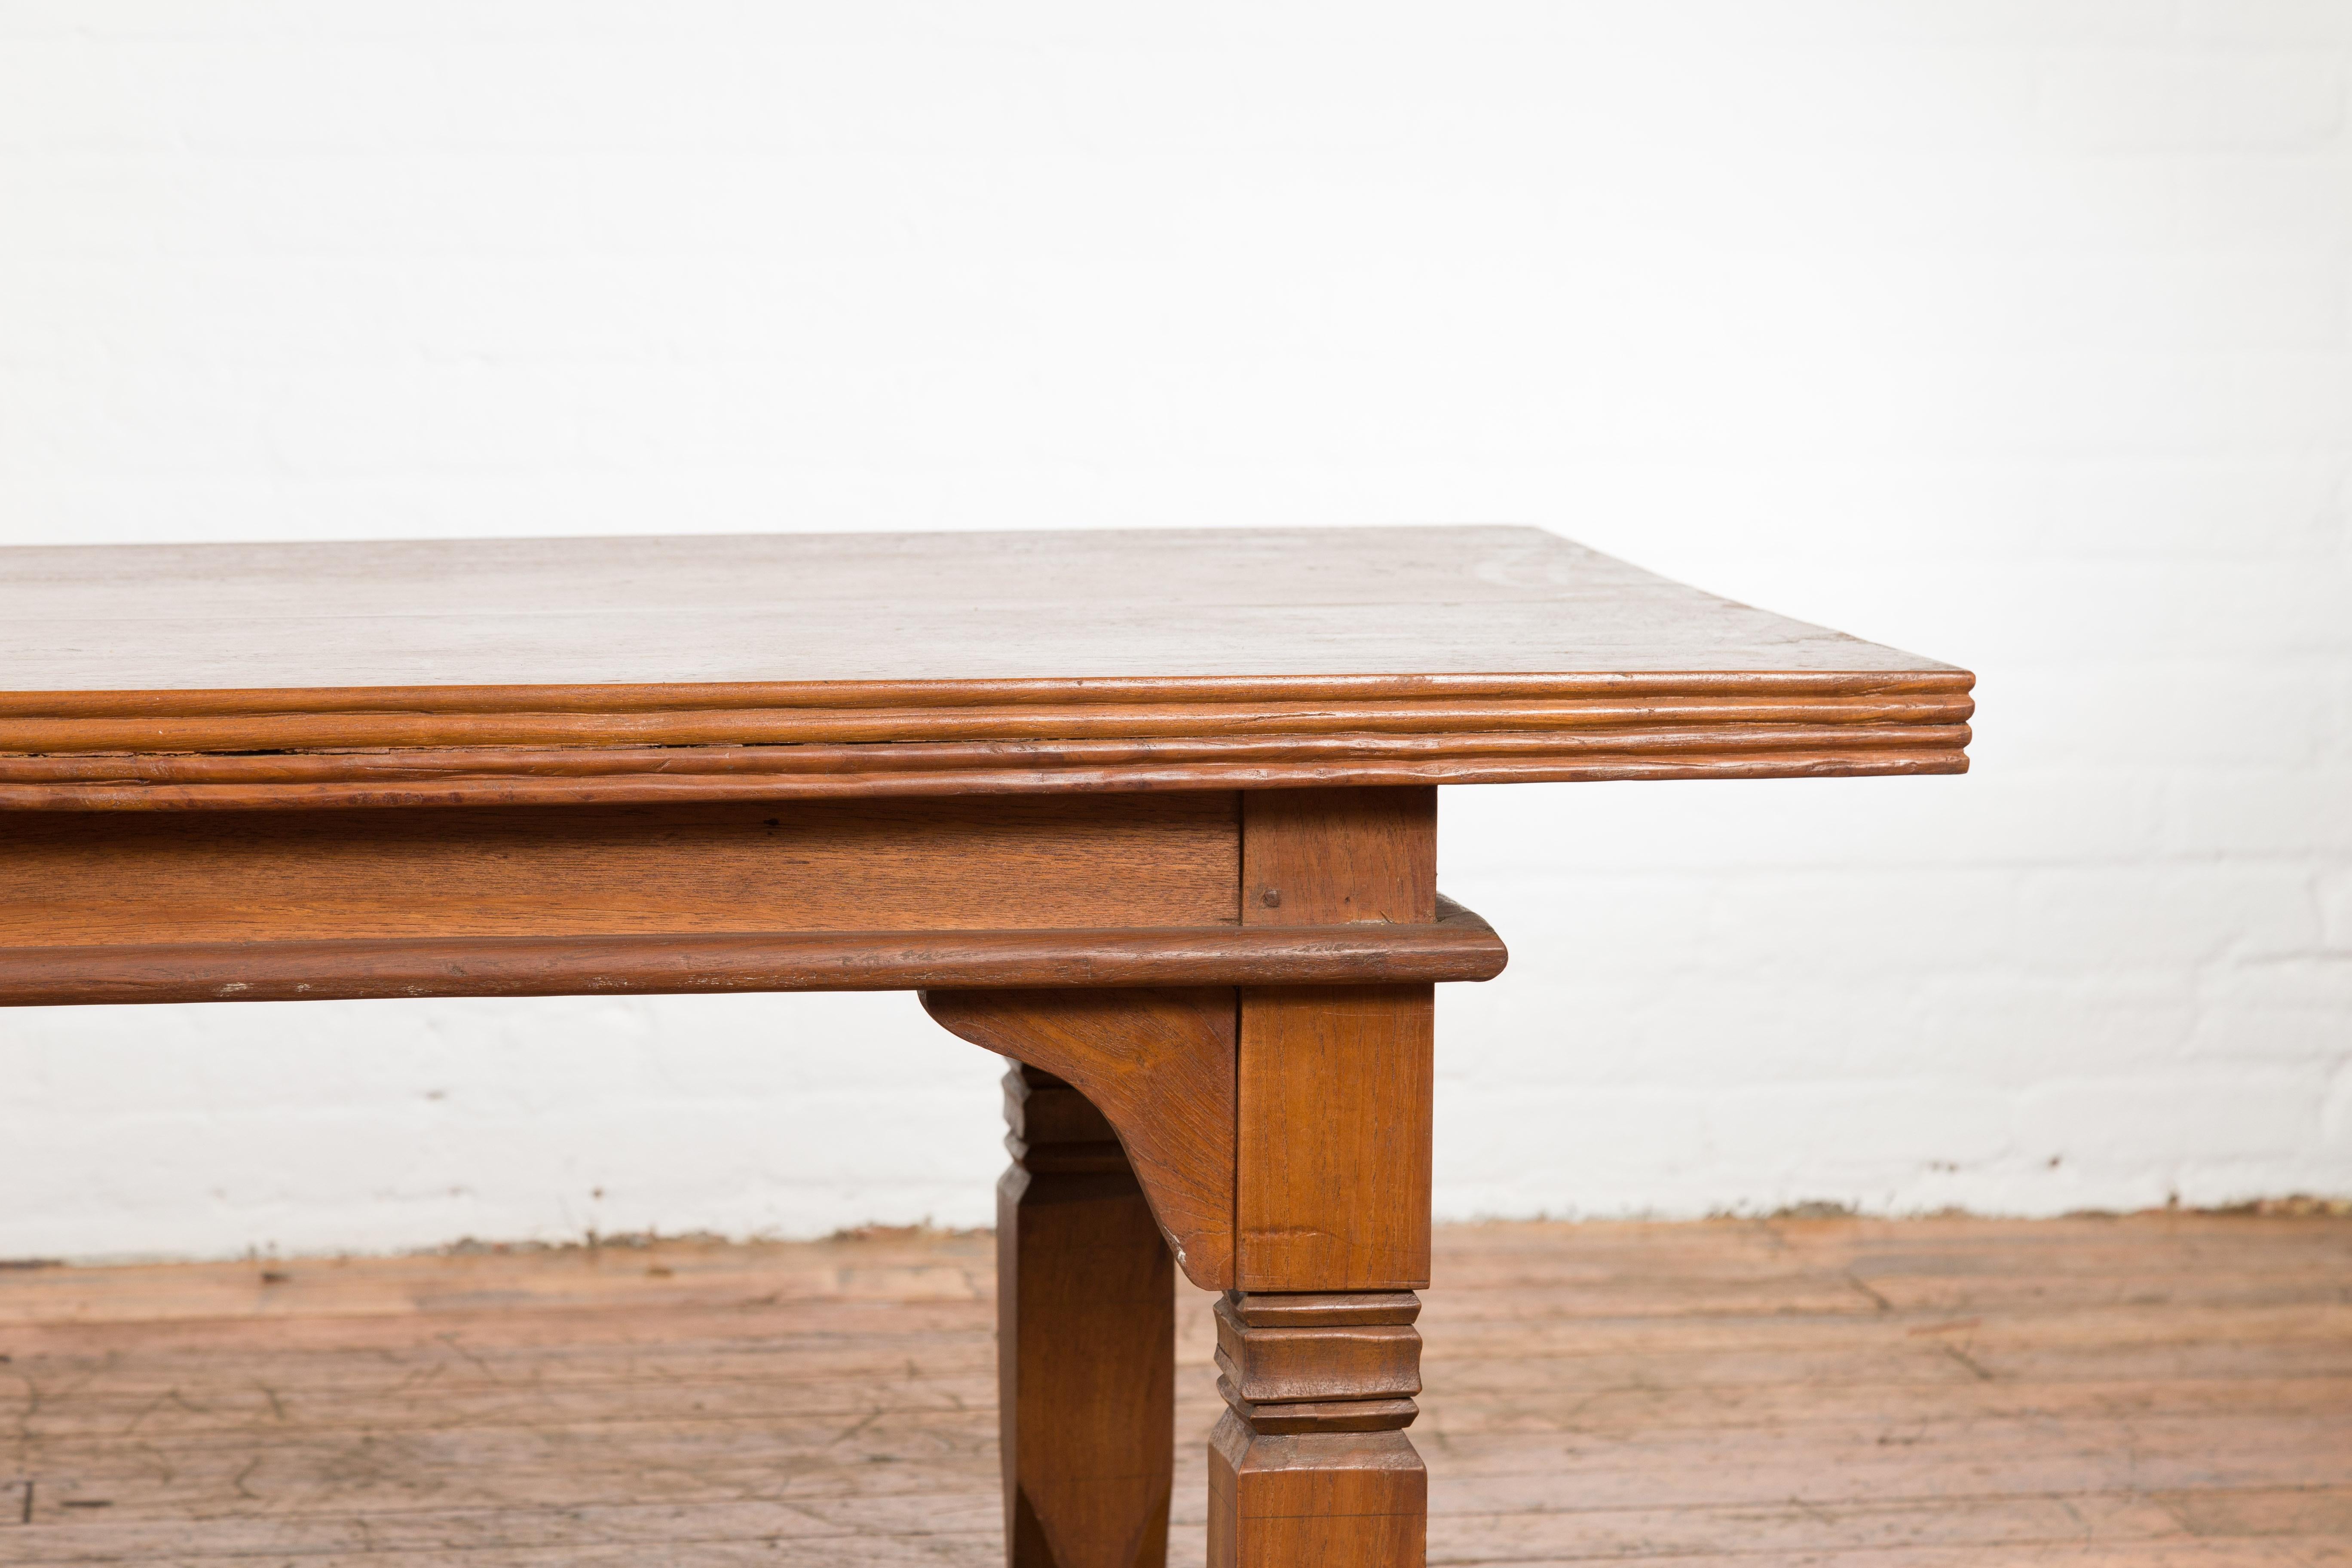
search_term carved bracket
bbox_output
[920,986,1239,1290]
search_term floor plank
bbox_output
[2,1214,2348,1564]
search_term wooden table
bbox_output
[0,525,1970,1567]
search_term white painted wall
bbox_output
[2,1,2346,1262]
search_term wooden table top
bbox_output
[0,526,1970,809]
[3,526,1954,690]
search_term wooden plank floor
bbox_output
[2,1212,2347,1565]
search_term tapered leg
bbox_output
[998,1063,1174,1568]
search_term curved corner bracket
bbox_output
[921,986,1237,1291]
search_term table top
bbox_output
[0,526,1971,809]
[4,525,1954,689]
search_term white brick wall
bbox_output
[1,1,2345,1261]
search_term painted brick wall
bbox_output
[2,2,2345,1260]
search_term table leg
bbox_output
[1201,787,1439,1565]
[998,1063,1175,1568]
[1213,981,1434,1567]
[1210,1289,1425,1568]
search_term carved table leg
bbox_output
[1210,1289,1425,1567]
[998,1063,1174,1568]
[1210,978,1433,1568]
[1213,786,1441,1566]
[928,783,1443,1568]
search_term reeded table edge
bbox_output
[0,896,1510,1008]
[0,669,1973,719]
[0,670,1974,810]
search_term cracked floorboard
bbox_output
[2,1213,2349,1565]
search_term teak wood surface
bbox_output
[0,524,1970,1568]
[0,526,1968,810]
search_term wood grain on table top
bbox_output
[3,527,1956,691]
[0,526,1972,808]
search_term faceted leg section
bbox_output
[1207,1289,1427,1568]
[998,1064,1175,1568]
